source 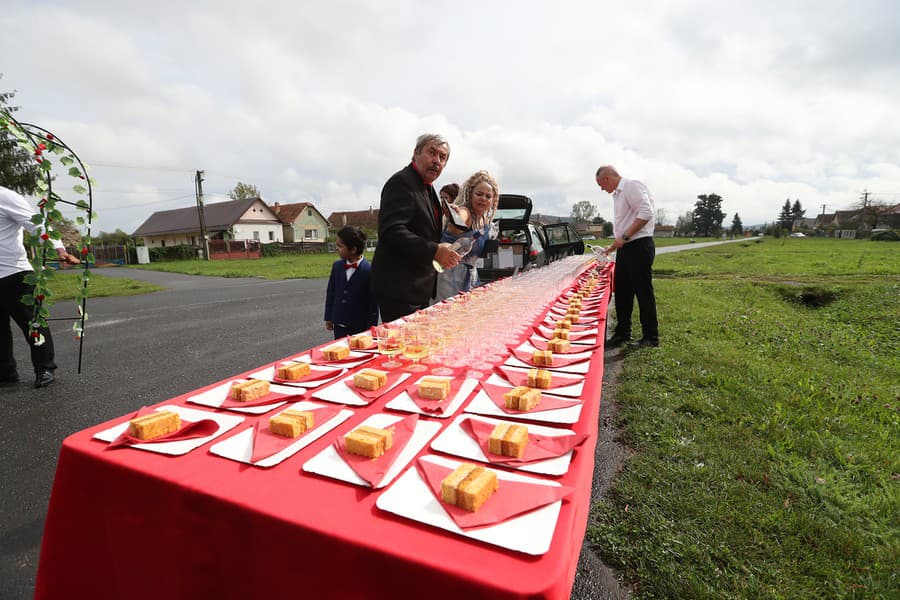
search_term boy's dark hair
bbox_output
[337,226,366,256]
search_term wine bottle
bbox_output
[433,231,483,272]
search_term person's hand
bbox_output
[57,250,80,266]
[325,321,334,331]
[434,243,462,270]
[604,243,617,255]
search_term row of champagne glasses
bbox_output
[375,255,601,374]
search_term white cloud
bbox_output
[2,0,898,235]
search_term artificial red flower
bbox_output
[31,331,40,338]
[46,133,54,140]
[35,157,43,163]
[36,294,45,301]
[41,233,49,240]
[81,246,88,255]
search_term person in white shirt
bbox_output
[596,166,660,348]
[1,185,80,388]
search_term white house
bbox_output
[133,197,283,247]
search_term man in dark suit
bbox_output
[372,134,461,322]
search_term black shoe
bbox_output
[635,338,659,348]
[606,334,632,348]
[34,370,55,388]
[1,372,20,386]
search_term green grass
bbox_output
[588,237,899,598]
[45,271,165,300]
[129,252,373,279]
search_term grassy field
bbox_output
[589,237,899,598]
[129,252,372,279]
[42,270,164,301]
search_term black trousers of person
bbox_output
[333,323,371,340]
[1,271,57,378]
[613,236,659,342]
[375,296,428,325]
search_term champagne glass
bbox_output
[401,323,429,372]
[376,324,403,369]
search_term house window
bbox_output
[268,231,275,241]
[304,229,316,240]
[253,231,260,241]
[160,239,166,247]
[308,208,312,217]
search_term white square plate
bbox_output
[247,363,347,389]
[208,401,354,468]
[430,414,577,476]
[303,413,442,488]
[375,454,564,555]
[384,377,479,419]
[93,405,244,455]
[311,372,411,406]
[486,369,584,398]
[186,380,304,414]
[505,342,593,374]
[464,387,583,424]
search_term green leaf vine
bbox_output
[0,111,94,353]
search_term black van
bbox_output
[478,194,585,283]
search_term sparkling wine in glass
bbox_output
[402,324,429,372]
[376,325,403,369]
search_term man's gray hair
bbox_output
[596,165,619,178]
[413,133,450,158]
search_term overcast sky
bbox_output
[3,0,899,234]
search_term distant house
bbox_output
[794,217,817,231]
[272,202,330,243]
[328,208,380,232]
[814,213,835,229]
[133,198,283,248]
[654,225,675,238]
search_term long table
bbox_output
[35,262,612,600]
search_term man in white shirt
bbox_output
[596,166,659,348]
[1,185,80,387]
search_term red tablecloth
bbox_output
[35,262,613,600]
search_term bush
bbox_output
[261,242,281,257]
[148,244,198,262]
[871,230,899,242]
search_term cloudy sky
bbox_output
[3,0,899,234]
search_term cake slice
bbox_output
[353,368,388,390]
[527,369,552,389]
[418,377,451,401]
[127,410,181,440]
[552,328,570,340]
[322,345,351,361]
[441,462,499,512]
[547,338,570,353]
[345,424,393,458]
[532,349,554,366]
[230,379,270,402]
[488,423,529,458]
[269,409,314,438]
[503,386,541,411]
[348,333,374,349]
[276,361,311,380]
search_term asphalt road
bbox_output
[2,239,750,599]
[1,270,335,600]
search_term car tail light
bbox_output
[530,250,538,257]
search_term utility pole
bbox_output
[820,204,828,215]
[195,170,210,260]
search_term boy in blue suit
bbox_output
[324,226,379,339]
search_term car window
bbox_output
[494,208,528,221]
[529,225,545,252]
[546,226,568,245]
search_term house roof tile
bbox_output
[133,198,271,237]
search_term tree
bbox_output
[656,207,668,226]
[777,199,793,230]
[96,228,132,245]
[228,181,261,201]
[692,194,726,237]
[731,213,744,236]
[675,211,694,237]
[570,200,596,223]
[0,76,40,194]
[791,199,805,223]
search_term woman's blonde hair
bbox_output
[455,170,499,228]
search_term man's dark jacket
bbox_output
[371,164,441,307]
